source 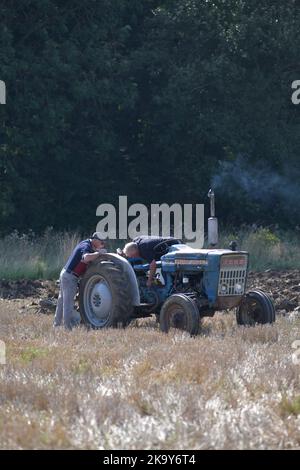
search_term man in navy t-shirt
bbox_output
[122,236,181,287]
[54,232,107,329]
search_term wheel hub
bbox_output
[170,308,187,330]
[83,275,113,326]
[92,293,102,308]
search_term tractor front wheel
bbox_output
[236,290,275,326]
[160,294,200,335]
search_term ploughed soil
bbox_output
[0,270,299,315]
[0,279,57,300]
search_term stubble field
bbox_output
[0,271,300,449]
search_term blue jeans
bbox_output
[54,269,79,329]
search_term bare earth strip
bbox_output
[0,271,300,449]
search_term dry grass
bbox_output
[1,301,300,449]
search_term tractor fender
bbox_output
[97,253,140,306]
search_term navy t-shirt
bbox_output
[133,236,181,263]
[65,239,94,272]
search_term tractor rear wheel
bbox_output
[160,294,200,336]
[236,290,275,326]
[79,261,133,329]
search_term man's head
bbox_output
[123,242,140,258]
[91,232,106,251]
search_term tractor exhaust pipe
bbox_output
[208,189,218,247]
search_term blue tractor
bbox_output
[79,191,275,334]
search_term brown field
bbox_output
[0,271,300,450]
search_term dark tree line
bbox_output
[0,0,300,234]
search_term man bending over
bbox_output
[122,236,180,287]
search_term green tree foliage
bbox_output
[0,0,300,233]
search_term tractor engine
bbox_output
[161,245,249,311]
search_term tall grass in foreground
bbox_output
[1,305,300,449]
[0,227,299,279]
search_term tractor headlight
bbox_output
[220,284,228,294]
[234,282,243,294]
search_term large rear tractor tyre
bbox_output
[236,290,276,326]
[79,261,133,329]
[160,294,200,336]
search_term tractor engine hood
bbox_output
[162,244,246,261]
[161,244,249,273]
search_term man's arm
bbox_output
[147,259,157,287]
[82,249,107,264]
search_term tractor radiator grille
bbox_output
[218,267,247,296]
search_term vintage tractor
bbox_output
[79,190,275,334]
